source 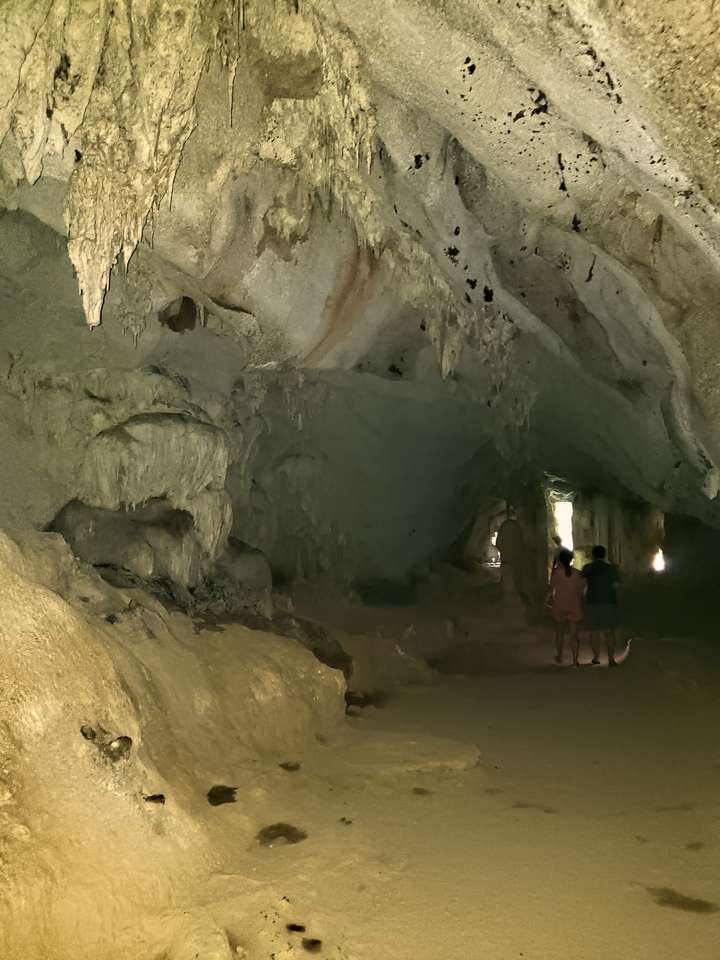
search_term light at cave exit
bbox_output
[552,500,574,552]
[652,548,666,572]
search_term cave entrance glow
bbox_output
[551,499,574,552]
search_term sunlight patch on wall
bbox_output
[551,499,574,552]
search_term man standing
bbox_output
[582,545,621,666]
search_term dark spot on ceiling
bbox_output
[159,296,197,333]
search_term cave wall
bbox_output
[664,513,720,584]
[0,209,511,586]
[572,492,663,578]
[226,368,506,583]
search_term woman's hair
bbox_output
[558,548,574,577]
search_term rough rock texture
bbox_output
[0,529,345,960]
[1,0,720,582]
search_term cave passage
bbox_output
[2,1,720,957]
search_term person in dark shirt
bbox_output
[582,544,620,666]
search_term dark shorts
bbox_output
[585,603,619,631]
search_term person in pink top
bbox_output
[547,548,585,667]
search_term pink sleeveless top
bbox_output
[551,567,585,619]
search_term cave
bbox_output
[1,2,720,957]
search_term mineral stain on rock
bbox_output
[279,761,302,772]
[102,735,132,762]
[207,785,237,806]
[557,153,568,192]
[80,724,132,761]
[256,822,308,845]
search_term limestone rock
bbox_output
[215,537,273,593]
[0,527,345,959]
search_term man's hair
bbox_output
[592,544,607,560]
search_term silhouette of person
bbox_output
[582,544,621,667]
[547,548,585,667]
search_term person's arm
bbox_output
[545,569,556,607]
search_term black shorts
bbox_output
[585,604,619,631]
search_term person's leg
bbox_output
[554,620,565,663]
[607,627,617,666]
[570,620,580,667]
[590,628,601,664]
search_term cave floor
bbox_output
[183,586,720,960]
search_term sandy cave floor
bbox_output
[156,582,720,960]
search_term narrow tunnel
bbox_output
[1,2,720,958]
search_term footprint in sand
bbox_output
[646,886,719,914]
[256,822,308,846]
[207,785,237,806]
[511,801,557,814]
[286,923,323,954]
[302,938,323,953]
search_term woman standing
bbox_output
[547,548,585,667]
